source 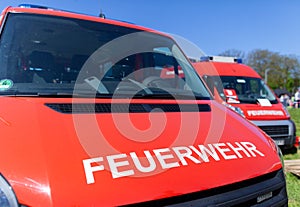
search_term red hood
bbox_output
[0,97,281,206]
[230,102,289,120]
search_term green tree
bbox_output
[246,49,300,91]
[246,49,279,83]
[279,55,300,91]
[218,49,245,59]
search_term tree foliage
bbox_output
[218,49,246,60]
[219,49,300,93]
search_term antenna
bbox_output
[99,9,106,18]
[98,0,105,18]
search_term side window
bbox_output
[154,53,186,89]
[235,78,246,95]
[259,80,269,97]
[201,75,226,100]
[153,50,184,79]
[100,51,183,92]
[110,56,135,80]
[249,79,259,93]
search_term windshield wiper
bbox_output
[0,89,209,100]
[130,93,210,100]
[0,89,76,97]
[0,89,38,96]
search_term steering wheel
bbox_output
[142,76,164,87]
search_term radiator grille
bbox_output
[259,125,289,138]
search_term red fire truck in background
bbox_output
[193,56,297,153]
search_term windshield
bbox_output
[0,13,210,100]
[203,75,278,104]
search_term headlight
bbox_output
[275,143,284,168]
[0,174,18,207]
[281,104,290,118]
[268,138,284,168]
[223,102,245,117]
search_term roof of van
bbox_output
[193,61,261,78]
[1,5,159,35]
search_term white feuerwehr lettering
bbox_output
[82,141,265,184]
[107,154,134,179]
[189,144,220,162]
[153,148,180,169]
[226,142,251,158]
[82,157,104,184]
[172,146,201,165]
[130,151,156,173]
[213,143,238,160]
[247,110,284,116]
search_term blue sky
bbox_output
[0,0,299,57]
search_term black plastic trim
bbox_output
[121,169,287,207]
[45,103,211,114]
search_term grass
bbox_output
[288,108,300,137]
[284,108,300,206]
[286,172,300,207]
